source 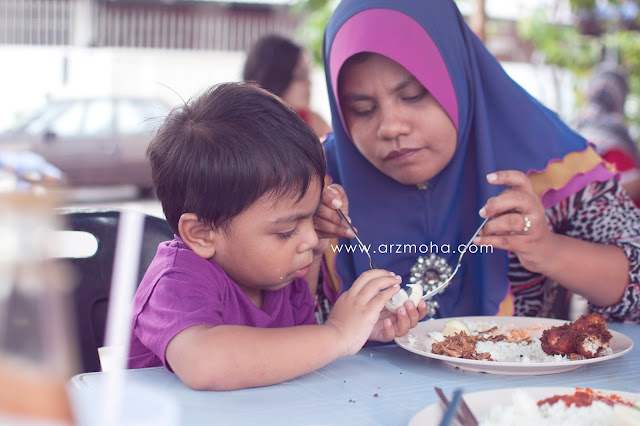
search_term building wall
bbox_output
[0,0,300,50]
[1,45,332,131]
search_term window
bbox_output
[49,103,85,138]
[83,100,114,136]
[21,102,72,135]
[117,100,165,135]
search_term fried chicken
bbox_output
[539,323,575,356]
[540,313,612,359]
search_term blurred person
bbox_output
[243,34,332,138]
[576,114,640,206]
[127,83,426,391]
[584,65,628,117]
[575,66,640,206]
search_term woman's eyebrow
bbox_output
[341,75,418,102]
[391,75,419,94]
[341,92,373,103]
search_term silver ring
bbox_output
[523,216,532,233]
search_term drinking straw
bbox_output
[101,210,144,426]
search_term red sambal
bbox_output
[538,387,633,408]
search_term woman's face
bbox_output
[338,53,457,186]
[281,51,312,112]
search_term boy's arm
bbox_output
[166,269,402,391]
[166,323,344,391]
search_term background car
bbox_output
[0,96,171,195]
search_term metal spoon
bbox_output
[336,209,420,303]
[336,208,377,270]
[421,217,489,301]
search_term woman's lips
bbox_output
[384,148,421,161]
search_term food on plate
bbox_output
[480,388,640,426]
[540,313,612,359]
[441,319,470,337]
[431,331,492,360]
[429,313,614,363]
[385,283,423,313]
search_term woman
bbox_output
[243,34,332,138]
[314,0,640,322]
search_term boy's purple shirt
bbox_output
[128,237,317,370]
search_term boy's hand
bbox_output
[369,299,428,342]
[324,269,401,356]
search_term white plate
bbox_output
[394,316,633,375]
[409,386,640,426]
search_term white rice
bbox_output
[480,390,629,426]
[475,338,567,363]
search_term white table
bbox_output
[69,322,640,425]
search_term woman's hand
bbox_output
[313,184,355,239]
[474,170,556,274]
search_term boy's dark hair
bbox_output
[147,82,326,235]
[242,34,302,97]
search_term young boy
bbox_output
[128,82,423,391]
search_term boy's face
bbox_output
[211,177,322,300]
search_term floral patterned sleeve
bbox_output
[548,178,640,322]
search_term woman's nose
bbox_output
[377,108,410,141]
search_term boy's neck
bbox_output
[243,287,264,310]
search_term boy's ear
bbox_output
[178,213,217,259]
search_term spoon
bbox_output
[335,209,422,312]
[385,217,488,312]
[421,217,489,301]
[336,209,377,270]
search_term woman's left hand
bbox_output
[474,170,556,274]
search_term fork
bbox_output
[336,208,378,270]
[421,217,489,301]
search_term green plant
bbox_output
[518,7,640,135]
[570,0,624,9]
[570,0,597,9]
[518,11,601,74]
[290,0,336,65]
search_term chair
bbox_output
[58,208,174,373]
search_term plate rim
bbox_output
[394,316,634,371]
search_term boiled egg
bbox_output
[441,319,470,336]
[385,283,424,313]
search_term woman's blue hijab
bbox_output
[322,0,613,317]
